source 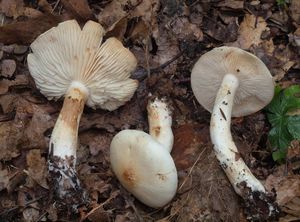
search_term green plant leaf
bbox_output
[266,85,300,162]
[287,115,300,140]
[265,86,283,116]
[272,149,286,162]
[283,85,300,113]
[268,124,292,149]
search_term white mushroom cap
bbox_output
[191,46,274,117]
[28,20,138,111]
[110,130,178,208]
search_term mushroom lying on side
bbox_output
[191,47,279,220]
[27,20,138,206]
[110,98,177,208]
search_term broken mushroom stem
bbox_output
[147,98,173,152]
[48,82,88,202]
[210,73,277,219]
[110,98,177,208]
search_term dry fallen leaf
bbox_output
[217,0,244,10]
[0,0,24,19]
[23,105,54,149]
[172,124,209,170]
[151,24,180,72]
[26,149,48,189]
[0,14,62,44]
[290,0,300,24]
[168,17,203,41]
[0,74,29,95]
[0,169,9,191]
[173,149,242,222]
[230,14,269,49]
[265,175,300,221]
[61,0,94,22]
[0,120,23,160]
[1,59,16,78]
[97,0,129,29]
[22,207,40,222]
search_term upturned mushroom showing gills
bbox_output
[191,47,279,220]
[110,98,177,208]
[27,20,138,206]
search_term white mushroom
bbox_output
[110,98,177,208]
[191,47,279,220]
[27,20,138,205]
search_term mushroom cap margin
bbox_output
[191,46,274,117]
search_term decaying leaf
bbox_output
[265,175,300,220]
[290,0,300,24]
[1,59,16,78]
[0,74,29,95]
[173,148,242,222]
[26,149,48,189]
[0,121,23,160]
[0,0,299,221]
[0,14,62,44]
[230,14,269,49]
[0,169,9,191]
[61,0,94,22]
[217,0,244,10]
[172,124,209,170]
[168,17,203,41]
[23,105,54,149]
[97,0,126,28]
[204,14,239,42]
[0,0,24,19]
[22,207,40,222]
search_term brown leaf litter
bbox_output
[0,0,300,221]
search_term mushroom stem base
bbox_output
[48,155,88,212]
[210,73,279,220]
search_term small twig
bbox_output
[35,211,48,222]
[79,194,116,222]
[134,51,184,81]
[0,195,46,216]
[51,0,61,13]
[178,146,207,191]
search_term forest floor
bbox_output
[0,0,299,221]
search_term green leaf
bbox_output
[267,112,281,127]
[266,85,300,162]
[268,125,292,149]
[287,115,300,140]
[265,86,283,115]
[283,85,300,113]
[272,149,286,162]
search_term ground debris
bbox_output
[0,0,299,221]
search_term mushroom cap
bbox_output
[191,46,274,117]
[110,130,178,208]
[28,20,138,111]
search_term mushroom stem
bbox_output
[147,98,173,152]
[48,81,88,205]
[210,73,278,219]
